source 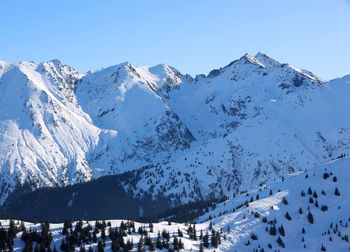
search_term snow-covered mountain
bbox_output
[0,53,350,204]
[2,157,350,251]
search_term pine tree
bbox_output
[285,212,292,221]
[97,241,104,252]
[177,228,183,237]
[250,233,258,240]
[278,225,285,237]
[178,239,184,249]
[269,225,277,236]
[308,212,314,224]
[193,225,197,240]
[156,237,162,250]
[203,232,209,248]
[276,236,284,247]
[199,242,204,252]
[137,237,143,252]
[335,187,340,196]
[149,240,155,251]
[173,237,178,251]
[211,231,218,248]
[308,187,312,195]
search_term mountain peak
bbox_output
[224,53,265,70]
[241,53,265,67]
[254,51,281,67]
[49,58,62,66]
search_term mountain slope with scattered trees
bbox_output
[1,157,350,251]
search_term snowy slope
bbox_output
[75,62,194,176]
[193,156,350,251]
[0,53,350,206]
[0,60,100,202]
[3,157,350,251]
[123,54,350,203]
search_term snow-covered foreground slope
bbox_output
[2,157,350,251]
[194,156,350,251]
[0,53,350,205]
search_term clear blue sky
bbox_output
[1,0,349,80]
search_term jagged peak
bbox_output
[148,63,184,79]
[224,53,265,69]
[241,53,265,67]
[255,51,281,68]
[49,59,62,67]
[207,53,265,78]
[87,61,132,75]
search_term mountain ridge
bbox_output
[0,53,349,205]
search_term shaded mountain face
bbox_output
[0,54,349,205]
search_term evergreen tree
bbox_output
[278,225,285,237]
[178,238,184,249]
[203,232,209,248]
[269,225,277,236]
[308,212,314,224]
[149,239,155,251]
[177,228,183,237]
[199,242,204,252]
[193,225,197,240]
[211,230,218,248]
[156,237,162,250]
[308,187,312,195]
[173,237,178,251]
[137,237,143,252]
[97,241,104,252]
[335,187,340,196]
[282,197,288,205]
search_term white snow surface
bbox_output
[3,157,350,251]
[0,53,350,204]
